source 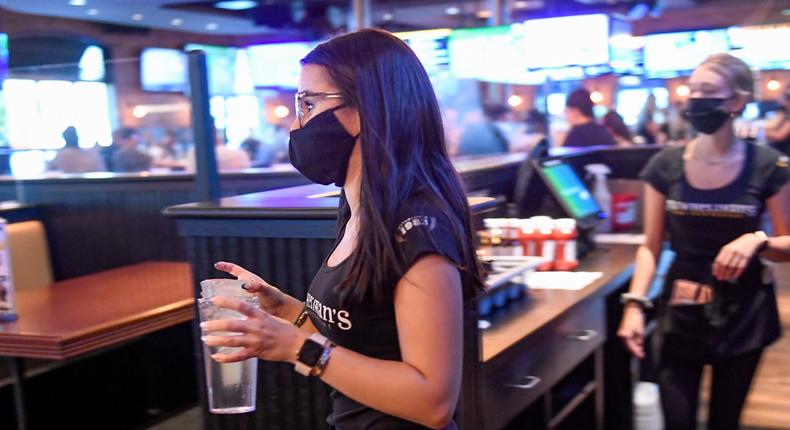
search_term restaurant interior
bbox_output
[0,0,788,429]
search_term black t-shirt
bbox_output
[641,142,790,357]
[306,197,463,429]
[564,122,617,148]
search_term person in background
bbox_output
[254,124,290,167]
[562,88,616,147]
[510,109,550,155]
[112,127,152,173]
[456,105,510,155]
[602,110,635,147]
[48,126,106,173]
[185,130,251,171]
[766,85,790,157]
[150,130,186,170]
[240,137,262,166]
[618,53,790,430]
[637,94,662,144]
[200,29,484,429]
[666,101,691,145]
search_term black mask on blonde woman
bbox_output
[289,106,358,187]
[684,97,733,135]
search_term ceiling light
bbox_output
[445,6,460,15]
[171,18,184,26]
[507,95,523,108]
[675,85,690,97]
[590,91,604,104]
[514,1,528,8]
[767,79,781,92]
[131,14,143,21]
[273,105,290,119]
[133,106,148,119]
[382,13,394,21]
[87,8,99,15]
[206,23,219,30]
[215,1,258,10]
[69,0,87,6]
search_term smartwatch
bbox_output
[294,333,328,376]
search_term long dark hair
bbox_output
[301,29,485,306]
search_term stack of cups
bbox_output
[198,279,261,414]
[633,381,664,430]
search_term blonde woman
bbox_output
[618,53,790,430]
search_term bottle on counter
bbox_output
[503,218,524,256]
[519,218,538,257]
[585,163,612,233]
[530,216,555,271]
[480,218,504,257]
[553,218,579,271]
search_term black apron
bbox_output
[654,257,781,365]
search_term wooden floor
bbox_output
[700,262,790,430]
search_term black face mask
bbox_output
[289,106,358,187]
[684,97,733,135]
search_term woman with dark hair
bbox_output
[602,110,634,147]
[200,29,484,429]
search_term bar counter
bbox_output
[0,153,523,281]
[165,182,636,430]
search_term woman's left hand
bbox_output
[712,233,764,281]
[201,296,307,364]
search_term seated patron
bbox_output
[112,128,152,173]
[48,126,106,173]
[562,88,616,148]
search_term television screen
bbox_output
[727,25,790,70]
[184,43,240,95]
[644,29,729,78]
[609,19,644,74]
[522,14,610,69]
[247,42,315,89]
[140,48,187,92]
[448,25,538,84]
[394,29,451,75]
[536,159,603,228]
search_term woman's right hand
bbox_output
[214,261,289,319]
[617,306,646,359]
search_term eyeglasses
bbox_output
[294,91,345,126]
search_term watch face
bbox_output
[297,339,323,367]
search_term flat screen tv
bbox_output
[727,25,790,70]
[140,48,187,92]
[448,25,538,84]
[247,42,315,89]
[522,14,610,69]
[184,43,239,95]
[643,29,729,78]
[394,28,451,75]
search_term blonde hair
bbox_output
[699,53,754,101]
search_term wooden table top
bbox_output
[0,262,194,360]
[481,244,636,362]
